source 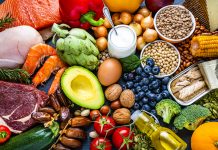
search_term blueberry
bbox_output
[136,66,143,75]
[126,81,134,89]
[145,90,152,97]
[142,85,148,92]
[139,101,144,107]
[123,73,129,81]
[143,65,152,74]
[142,104,151,112]
[162,90,170,98]
[138,91,146,99]
[136,86,142,93]
[139,81,144,86]
[162,85,167,90]
[162,76,171,85]
[153,88,161,94]
[141,72,148,78]
[127,73,135,80]
[131,88,136,93]
[142,97,149,104]
[148,75,155,82]
[147,92,156,100]
[134,83,139,88]
[149,100,157,107]
[135,75,142,82]
[149,84,154,90]
[152,66,160,75]
[151,80,160,89]
[156,94,163,102]
[146,58,155,67]
[150,109,157,115]
[135,94,140,102]
[134,103,140,110]
[142,78,149,85]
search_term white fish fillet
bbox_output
[0,25,43,68]
[172,80,191,93]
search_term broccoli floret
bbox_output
[173,105,211,130]
[155,99,181,124]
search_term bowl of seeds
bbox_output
[140,40,180,78]
[154,5,196,43]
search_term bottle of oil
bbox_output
[131,110,187,150]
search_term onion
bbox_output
[119,12,132,25]
[141,13,154,30]
[96,37,108,52]
[103,18,112,28]
[91,26,108,38]
[112,13,121,25]
[138,7,150,17]
[129,23,142,36]
[137,36,146,51]
[133,14,144,24]
[143,28,158,42]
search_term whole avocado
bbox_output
[52,23,99,70]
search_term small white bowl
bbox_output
[140,40,181,78]
[154,5,196,43]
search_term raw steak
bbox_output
[0,81,48,133]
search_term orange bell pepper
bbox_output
[104,0,143,13]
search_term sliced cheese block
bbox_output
[206,0,218,31]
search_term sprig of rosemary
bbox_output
[0,13,15,28]
[0,68,31,84]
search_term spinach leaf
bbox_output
[120,54,141,72]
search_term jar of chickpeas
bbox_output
[140,40,180,78]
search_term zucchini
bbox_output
[0,122,59,150]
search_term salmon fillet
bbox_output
[0,0,61,30]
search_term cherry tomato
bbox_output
[94,116,115,137]
[90,137,112,150]
[0,125,11,144]
[112,127,134,150]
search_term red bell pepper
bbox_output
[59,0,104,29]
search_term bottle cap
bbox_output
[131,110,141,122]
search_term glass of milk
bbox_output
[108,25,137,58]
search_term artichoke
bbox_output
[52,23,99,70]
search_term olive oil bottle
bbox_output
[131,110,187,150]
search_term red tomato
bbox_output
[112,127,134,150]
[0,125,11,144]
[94,116,115,137]
[90,137,112,150]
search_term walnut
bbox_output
[120,89,135,108]
[105,84,122,101]
[113,108,131,124]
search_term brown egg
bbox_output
[98,58,122,86]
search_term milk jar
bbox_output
[108,25,137,58]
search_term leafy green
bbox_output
[120,54,141,72]
[0,68,31,84]
[0,13,15,29]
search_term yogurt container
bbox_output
[108,25,137,58]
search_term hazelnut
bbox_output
[105,84,122,101]
[100,105,111,115]
[120,89,135,108]
[113,108,131,124]
[110,100,121,110]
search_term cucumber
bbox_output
[0,122,59,150]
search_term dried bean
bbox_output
[31,112,51,123]
[50,94,61,112]
[60,136,82,148]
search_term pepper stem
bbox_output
[215,141,218,148]
[80,11,104,26]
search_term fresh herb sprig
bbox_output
[0,68,31,84]
[0,13,15,29]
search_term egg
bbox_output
[98,58,122,86]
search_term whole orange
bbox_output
[191,122,218,150]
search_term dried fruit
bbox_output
[70,116,91,127]
[105,84,122,101]
[112,108,131,124]
[120,89,135,108]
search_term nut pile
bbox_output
[174,18,218,73]
[98,49,110,65]
[142,41,179,75]
[156,6,193,39]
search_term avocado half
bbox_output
[61,66,104,109]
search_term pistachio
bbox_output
[89,131,99,138]
[81,109,90,117]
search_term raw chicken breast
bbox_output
[0,26,43,68]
